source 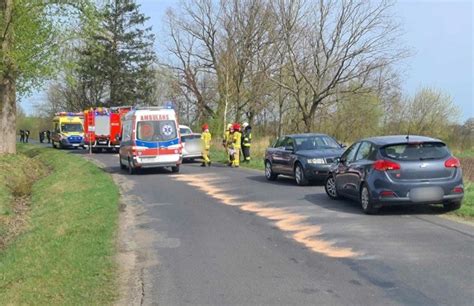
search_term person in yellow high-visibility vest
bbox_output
[232,123,242,167]
[201,123,212,167]
[222,123,232,166]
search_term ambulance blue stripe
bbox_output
[135,138,179,148]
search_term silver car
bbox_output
[325,135,464,214]
[180,125,202,160]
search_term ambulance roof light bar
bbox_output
[134,101,175,110]
[133,105,173,111]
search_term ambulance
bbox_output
[51,112,85,149]
[119,106,182,174]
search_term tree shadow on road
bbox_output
[304,193,449,216]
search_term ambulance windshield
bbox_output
[61,123,83,133]
[137,120,177,142]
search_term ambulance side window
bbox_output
[54,123,60,133]
[122,121,131,142]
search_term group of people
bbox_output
[200,122,252,168]
[39,130,51,143]
[19,130,51,143]
[19,130,30,143]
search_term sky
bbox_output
[21,0,474,122]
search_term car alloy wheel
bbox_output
[325,176,338,199]
[361,187,370,210]
[265,161,277,181]
[265,162,272,178]
[360,184,377,214]
[294,164,308,186]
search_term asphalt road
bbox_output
[41,144,474,305]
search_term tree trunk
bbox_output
[0,76,16,154]
[302,114,313,133]
[0,0,16,154]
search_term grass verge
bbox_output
[0,144,119,305]
[210,140,265,171]
[450,181,474,219]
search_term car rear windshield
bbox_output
[381,142,449,161]
[180,127,192,135]
[137,120,177,142]
[181,134,200,141]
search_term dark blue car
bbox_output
[264,133,345,185]
[325,135,464,214]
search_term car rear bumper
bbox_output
[367,173,464,206]
[182,152,202,159]
[374,194,464,206]
[85,140,120,148]
[131,155,182,168]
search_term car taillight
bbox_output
[452,186,463,193]
[380,190,396,197]
[445,157,460,168]
[373,160,401,171]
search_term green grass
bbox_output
[210,146,265,170]
[0,151,48,216]
[0,144,119,305]
[450,181,474,218]
[453,149,474,158]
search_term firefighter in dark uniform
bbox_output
[241,122,252,162]
[19,130,25,143]
[39,131,45,143]
[46,130,51,143]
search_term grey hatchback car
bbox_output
[325,135,464,214]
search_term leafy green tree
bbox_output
[326,92,383,143]
[403,87,460,140]
[0,0,94,154]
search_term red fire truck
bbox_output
[83,106,132,152]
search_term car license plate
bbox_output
[409,187,444,203]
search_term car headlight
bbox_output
[307,158,326,164]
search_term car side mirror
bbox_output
[340,143,347,148]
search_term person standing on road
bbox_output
[232,123,242,168]
[222,123,232,166]
[241,122,252,163]
[227,125,235,166]
[46,130,51,143]
[25,130,30,143]
[201,123,212,167]
[19,130,25,143]
[39,131,44,143]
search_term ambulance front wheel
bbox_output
[171,165,180,173]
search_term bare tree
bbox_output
[270,0,407,132]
